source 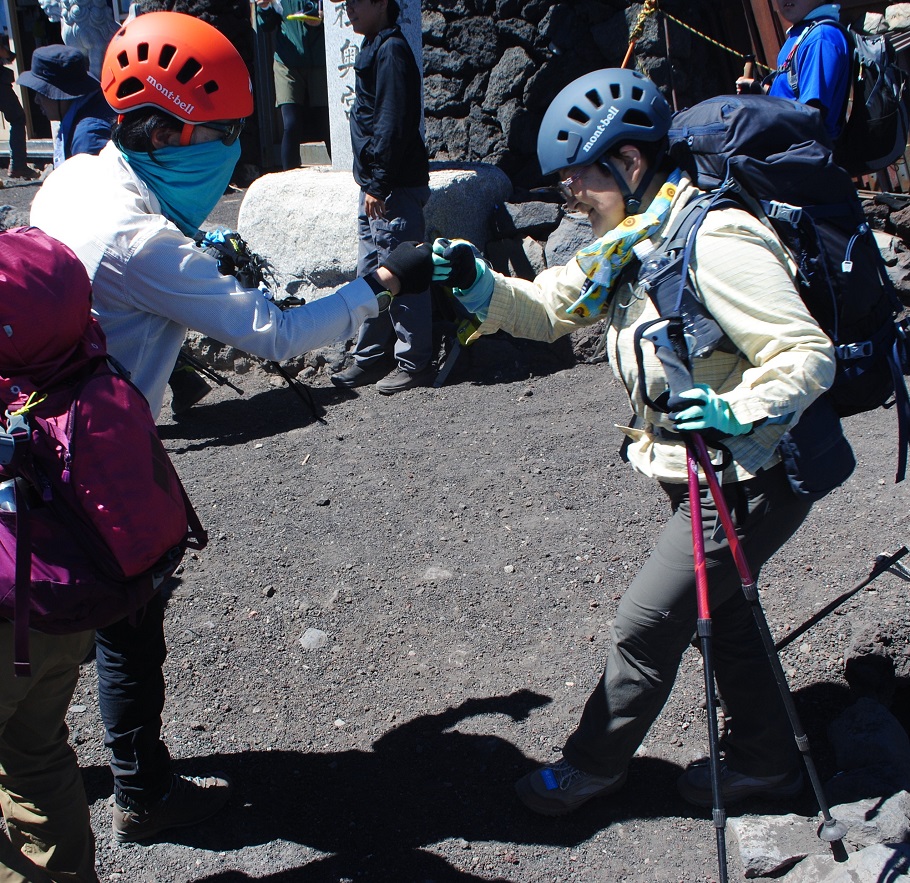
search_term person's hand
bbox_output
[735,78,765,95]
[379,241,433,294]
[254,0,272,10]
[431,238,482,290]
[364,193,387,220]
[672,384,752,436]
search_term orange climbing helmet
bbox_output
[101,11,253,126]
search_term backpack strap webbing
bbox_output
[12,477,31,677]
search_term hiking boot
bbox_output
[169,368,212,415]
[112,773,232,843]
[7,166,38,180]
[515,757,628,816]
[676,759,803,807]
[375,365,435,396]
[330,361,388,390]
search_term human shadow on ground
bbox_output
[157,383,355,452]
[83,689,695,882]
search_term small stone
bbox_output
[315,499,330,507]
[299,628,329,650]
[262,586,275,597]
[504,564,515,573]
[70,704,87,713]
[334,719,346,728]
[422,565,453,581]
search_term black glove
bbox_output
[380,241,434,294]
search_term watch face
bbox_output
[376,292,392,311]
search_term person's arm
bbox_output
[792,25,852,133]
[470,259,606,344]
[255,0,282,32]
[691,208,836,427]
[68,117,113,159]
[125,227,379,362]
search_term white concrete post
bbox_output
[323,0,422,172]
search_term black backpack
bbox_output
[779,17,910,175]
[640,94,910,491]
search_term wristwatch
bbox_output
[364,273,392,311]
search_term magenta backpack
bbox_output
[0,227,207,675]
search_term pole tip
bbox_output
[817,817,848,842]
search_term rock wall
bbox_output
[421,0,736,187]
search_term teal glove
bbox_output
[431,238,493,322]
[431,238,481,289]
[672,384,753,437]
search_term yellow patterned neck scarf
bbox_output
[568,168,683,318]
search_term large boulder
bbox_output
[424,163,513,248]
[237,163,512,300]
[238,167,360,298]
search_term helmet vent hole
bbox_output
[568,106,590,125]
[176,58,202,84]
[623,108,654,130]
[556,130,569,144]
[203,80,219,95]
[158,44,177,68]
[116,50,129,69]
[631,86,644,101]
[116,76,144,99]
[136,42,149,63]
[610,83,621,99]
[585,89,603,109]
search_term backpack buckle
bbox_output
[767,201,803,225]
[0,412,30,466]
[836,341,874,360]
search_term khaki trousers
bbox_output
[0,624,97,883]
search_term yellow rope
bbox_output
[629,0,659,45]
[623,0,659,68]
[663,10,774,75]
[622,1,775,76]
[9,392,46,417]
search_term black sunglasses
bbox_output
[202,118,246,146]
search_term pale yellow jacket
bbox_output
[471,177,836,483]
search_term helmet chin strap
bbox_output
[599,153,663,215]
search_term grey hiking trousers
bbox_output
[563,462,812,779]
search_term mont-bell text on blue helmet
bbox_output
[583,105,621,155]
[146,74,195,116]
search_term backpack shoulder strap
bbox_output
[784,17,850,98]
[637,190,741,359]
[12,477,32,677]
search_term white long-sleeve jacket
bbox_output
[31,142,377,418]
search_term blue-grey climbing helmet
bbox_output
[537,68,672,175]
[537,68,672,213]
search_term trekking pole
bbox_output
[685,439,729,883]
[638,317,730,882]
[775,546,909,652]
[176,349,244,396]
[263,360,327,425]
[687,432,848,846]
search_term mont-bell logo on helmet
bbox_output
[146,74,195,116]
[582,105,620,154]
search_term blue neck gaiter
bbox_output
[121,139,241,236]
